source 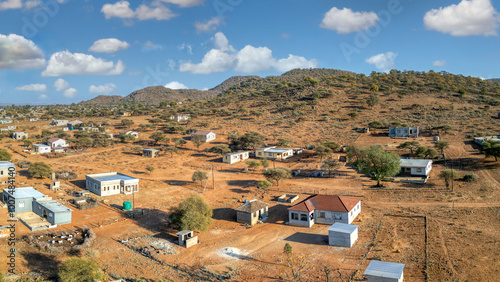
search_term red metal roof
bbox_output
[288,194,360,213]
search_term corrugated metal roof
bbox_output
[192,130,214,135]
[328,222,358,233]
[225,151,249,156]
[143,148,160,152]
[364,260,404,279]
[0,161,14,168]
[37,199,72,213]
[87,173,138,183]
[265,148,293,153]
[6,187,45,199]
[400,159,431,168]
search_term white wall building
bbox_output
[223,151,250,164]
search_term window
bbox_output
[291,213,298,220]
[38,206,41,210]
[300,214,308,221]
[0,171,3,175]
[318,212,326,218]
[49,213,53,218]
[416,168,422,172]
[19,202,24,208]
[334,214,342,220]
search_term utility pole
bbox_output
[451,162,454,192]
[132,186,135,218]
[212,164,215,190]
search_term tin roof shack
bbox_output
[235,200,269,226]
[47,138,68,149]
[255,147,293,160]
[86,172,139,196]
[51,119,68,126]
[12,132,28,140]
[32,199,72,226]
[191,130,216,142]
[33,144,52,154]
[0,161,15,180]
[2,187,47,214]
[288,195,361,227]
[176,230,199,248]
[143,148,160,158]
[223,151,250,164]
[399,159,432,176]
[67,120,83,129]
[473,136,500,145]
[328,223,358,247]
[389,127,419,138]
[364,260,405,282]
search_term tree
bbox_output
[283,243,293,256]
[28,162,53,178]
[246,160,260,172]
[208,144,231,155]
[397,141,420,156]
[120,134,136,143]
[131,146,143,154]
[277,138,292,147]
[415,146,438,159]
[368,121,383,129]
[257,180,272,192]
[348,112,359,119]
[23,139,33,147]
[314,145,332,160]
[175,138,187,147]
[163,146,180,157]
[360,145,401,187]
[150,131,166,145]
[192,171,208,187]
[191,136,204,151]
[146,165,155,174]
[263,167,291,186]
[321,158,340,177]
[321,141,341,152]
[439,169,459,189]
[481,141,500,161]
[260,159,270,168]
[232,131,265,150]
[0,149,12,161]
[58,257,105,282]
[170,195,212,231]
[366,94,380,109]
[76,137,94,148]
[370,83,379,92]
[435,140,449,159]
[121,119,134,126]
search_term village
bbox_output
[0,108,498,281]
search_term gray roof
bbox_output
[33,144,50,148]
[176,230,193,236]
[265,148,293,154]
[400,159,431,168]
[364,260,404,279]
[0,161,14,168]
[36,199,72,213]
[328,222,358,234]
[87,173,138,183]
[235,200,269,214]
[5,187,45,199]
[143,148,160,152]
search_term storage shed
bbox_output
[223,151,249,164]
[235,200,269,226]
[364,260,405,282]
[328,222,358,247]
[176,230,198,248]
[0,161,15,179]
[143,148,160,158]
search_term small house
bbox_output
[399,159,432,176]
[12,132,28,140]
[473,136,500,145]
[235,199,269,226]
[176,230,199,248]
[79,126,99,132]
[288,194,361,228]
[7,125,16,130]
[170,114,189,122]
[255,147,293,160]
[364,260,405,282]
[328,223,358,247]
[143,148,160,158]
[29,118,39,122]
[85,172,139,196]
[47,138,68,149]
[191,131,216,143]
[389,127,419,138]
[33,144,51,154]
[0,118,13,124]
[119,130,139,138]
[51,119,68,126]
[67,120,83,129]
[293,148,304,155]
[223,151,249,164]
[0,162,15,179]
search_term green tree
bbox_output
[370,84,379,92]
[481,141,500,161]
[365,94,380,109]
[58,257,105,282]
[260,159,270,168]
[76,137,94,148]
[0,149,12,161]
[321,158,340,177]
[277,138,292,147]
[360,145,401,187]
[368,121,383,129]
[192,171,208,187]
[232,131,265,150]
[23,139,33,147]
[28,162,53,178]
[348,112,359,119]
[120,134,136,143]
[146,165,155,174]
[163,146,180,157]
[439,169,459,189]
[257,180,272,192]
[314,145,332,160]
[246,160,261,172]
[397,141,420,156]
[208,144,231,155]
[191,135,204,151]
[435,140,450,159]
[150,131,166,145]
[121,119,134,126]
[170,195,212,231]
[263,167,291,186]
[175,138,187,147]
[131,146,143,154]
[283,243,293,256]
[321,141,341,152]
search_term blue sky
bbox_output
[0,0,499,105]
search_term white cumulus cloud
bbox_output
[39,94,48,99]
[136,3,176,20]
[54,78,70,91]
[179,49,235,74]
[63,88,78,98]
[160,0,204,8]
[101,1,176,22]
[0,33,46,69]
[235,45,275,73]
[275,55,318,73]
[42,51,125,76]
[195,17,223,33]
[320,7,379,34]
[101,1,135,19]
[366,52,397,71]
[89,38,130,53]
[0,0,22,10]
[212,32,234,52]
[424,0,499,36]
[433,60,447,67]
[15,83,47,92]
[89,83,117,94]
[165,81,188,90]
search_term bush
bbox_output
[257,180,272,190]
[170,195,212,231]
[58,257,104,282]
[28,162,53,178]
[463,173,479,182]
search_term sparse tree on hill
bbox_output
[28,162,53,179]
[175,138,187,147]
[246,160,260,172]
[321,158,340,177]
[397,141,420,157]
[277,138,292,147]
[366,94,380,109]
[260,159,270,168]
[435,140,449,159]
[314,145,332,160]
[58,258,105,282]
[257,180,272,192]
[208,144,231,156]
[358,145,401,187]
[170,194,212,231]
[120,134,136,143]
[481,141,500,161]
[192,171,208,187]
[191,136,204,151]
[321,141,341,152]
[231,131,265,150]
[146,165,154,174]
[121,119,134,126]
[23,139,33,147]
[415,146,438,159]
[263,167,291,187]
[439,169,459,189]
[150,131,166,145]
[163,146,180,157]
[0,149,12,161]
[131,146,143,154]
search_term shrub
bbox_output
[463,173,479,182]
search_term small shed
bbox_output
[328,222,358,247]
[143,148,160,158]
[33,144,51,154]
[235,200,269,226]
[176,230,198,248]
[223,151,249,164]
[364,260,405,282]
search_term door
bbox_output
[42,209,47,219]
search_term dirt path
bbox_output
[432,218,458,276]
[367,201,500,208]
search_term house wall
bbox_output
[205,133,216,142]
[288,210,314,227]
[32,201,72,225]
[366,274,402,282]
[347,202,362,224]
[223,152,249,164]
[12,197,33,213]
[329,228,358,247]
[315,210,349,225]
[236,211,253,225]
[0,167,15,179]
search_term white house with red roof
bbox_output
[288,194,361,227]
